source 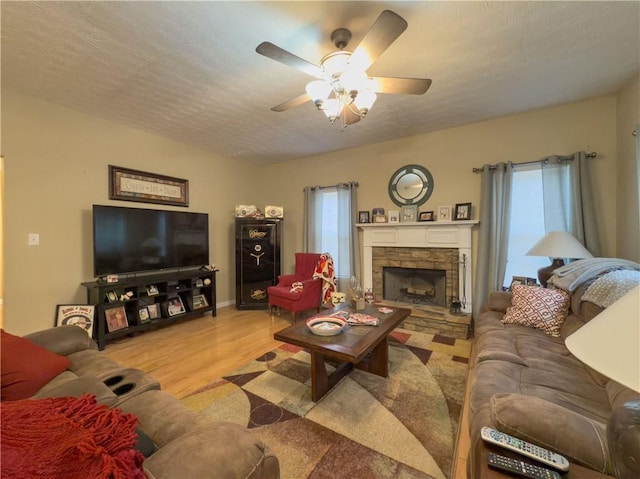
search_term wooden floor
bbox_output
[103,305,471,478]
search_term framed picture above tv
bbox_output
[109,165,189,207]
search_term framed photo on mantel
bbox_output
[401,205,418,222]
[419,211,434,221]
[438,206,452,221]
[454,202,472,221]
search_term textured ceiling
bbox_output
[2,1,639,166]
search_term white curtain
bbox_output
[541,151,601,256]
[302,185,321,252]
[473,162,513,320]
[303,182,360,292]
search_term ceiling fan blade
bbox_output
[344,107,361,126]
[349,10,408,72]
[369,77,432,95]
[271,93,312,112]
[256,42,324,78]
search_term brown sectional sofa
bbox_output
[467,277,639,478]
[20,325,280,479]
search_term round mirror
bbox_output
[388,164,434,206]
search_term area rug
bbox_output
[181,328,471,479]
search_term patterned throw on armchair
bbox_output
[267,252,329,322]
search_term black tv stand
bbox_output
[82,269,217,350]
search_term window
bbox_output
[307,186,354,290]
[318,189,340,266]
[503,167,550,288]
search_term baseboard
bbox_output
[216,299,235,309]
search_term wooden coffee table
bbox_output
[274,304,410,401]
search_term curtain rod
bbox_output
[304,181,359,191]
[472,152,597,173]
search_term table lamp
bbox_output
[565,285,640,479]
[526,231,593,287]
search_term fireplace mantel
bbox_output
[358,220,478,313]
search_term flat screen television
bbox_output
[93,204,209,277]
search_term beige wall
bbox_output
[2,88,629,336]
[0,156,4,328]
[616,72,640,262]
[260,95,619,277]
[2,90,260,335]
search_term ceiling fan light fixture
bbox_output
[256,10,431,128]
[305,80,332,108]
[353,88,377,112]
[321,51,351,79]
[321,98,343,123]
[340,70,368,96]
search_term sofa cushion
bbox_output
[30,375,119,407]
[490,393,611,474]
[502,285,570,337]
[120,390,280,479]
[24,324,97,356]
[1,329,71,401]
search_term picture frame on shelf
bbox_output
[372,207,385,217]
[139,307,150,323]
[104,306,128,332]
[106,291,118,303]
[373,214,387,223]
[419,211,435,221]
[109,165,189,207]
[147,303,161,319]
[388,210,400,223]
[195,278,204,288]
[192,294,209,310]
[454,202,472,220]
[146,285,159,296]
[438,206,452,221]
[401,205,418,222]
[167,296,186,317]
[510,276,538,290]
[358,211,370,223]
[55,304,95,337]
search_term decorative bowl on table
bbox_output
[306,316,347,336]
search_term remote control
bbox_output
[487,453,562,479]
[481,426,570,471]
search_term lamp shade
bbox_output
[526,231,594,259]
[565,285,640,392]
[305,80,331,103]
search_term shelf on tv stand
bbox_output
[82,269,217,350]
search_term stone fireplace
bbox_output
[373,247,458,309]
[383,266,447,307]
[358,221,477,339]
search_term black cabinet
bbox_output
[82,269,217,350]
[235,218,282,309]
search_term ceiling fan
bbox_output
[256,10,432,127]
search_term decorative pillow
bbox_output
[1,329,71,401]
[502,285,570,337]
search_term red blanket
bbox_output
[1,394,146,479]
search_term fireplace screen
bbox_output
[383,267,446,307]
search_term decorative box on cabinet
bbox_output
[235,218,282,309]
[82,269,217,350]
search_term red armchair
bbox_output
[267,253,323,322]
